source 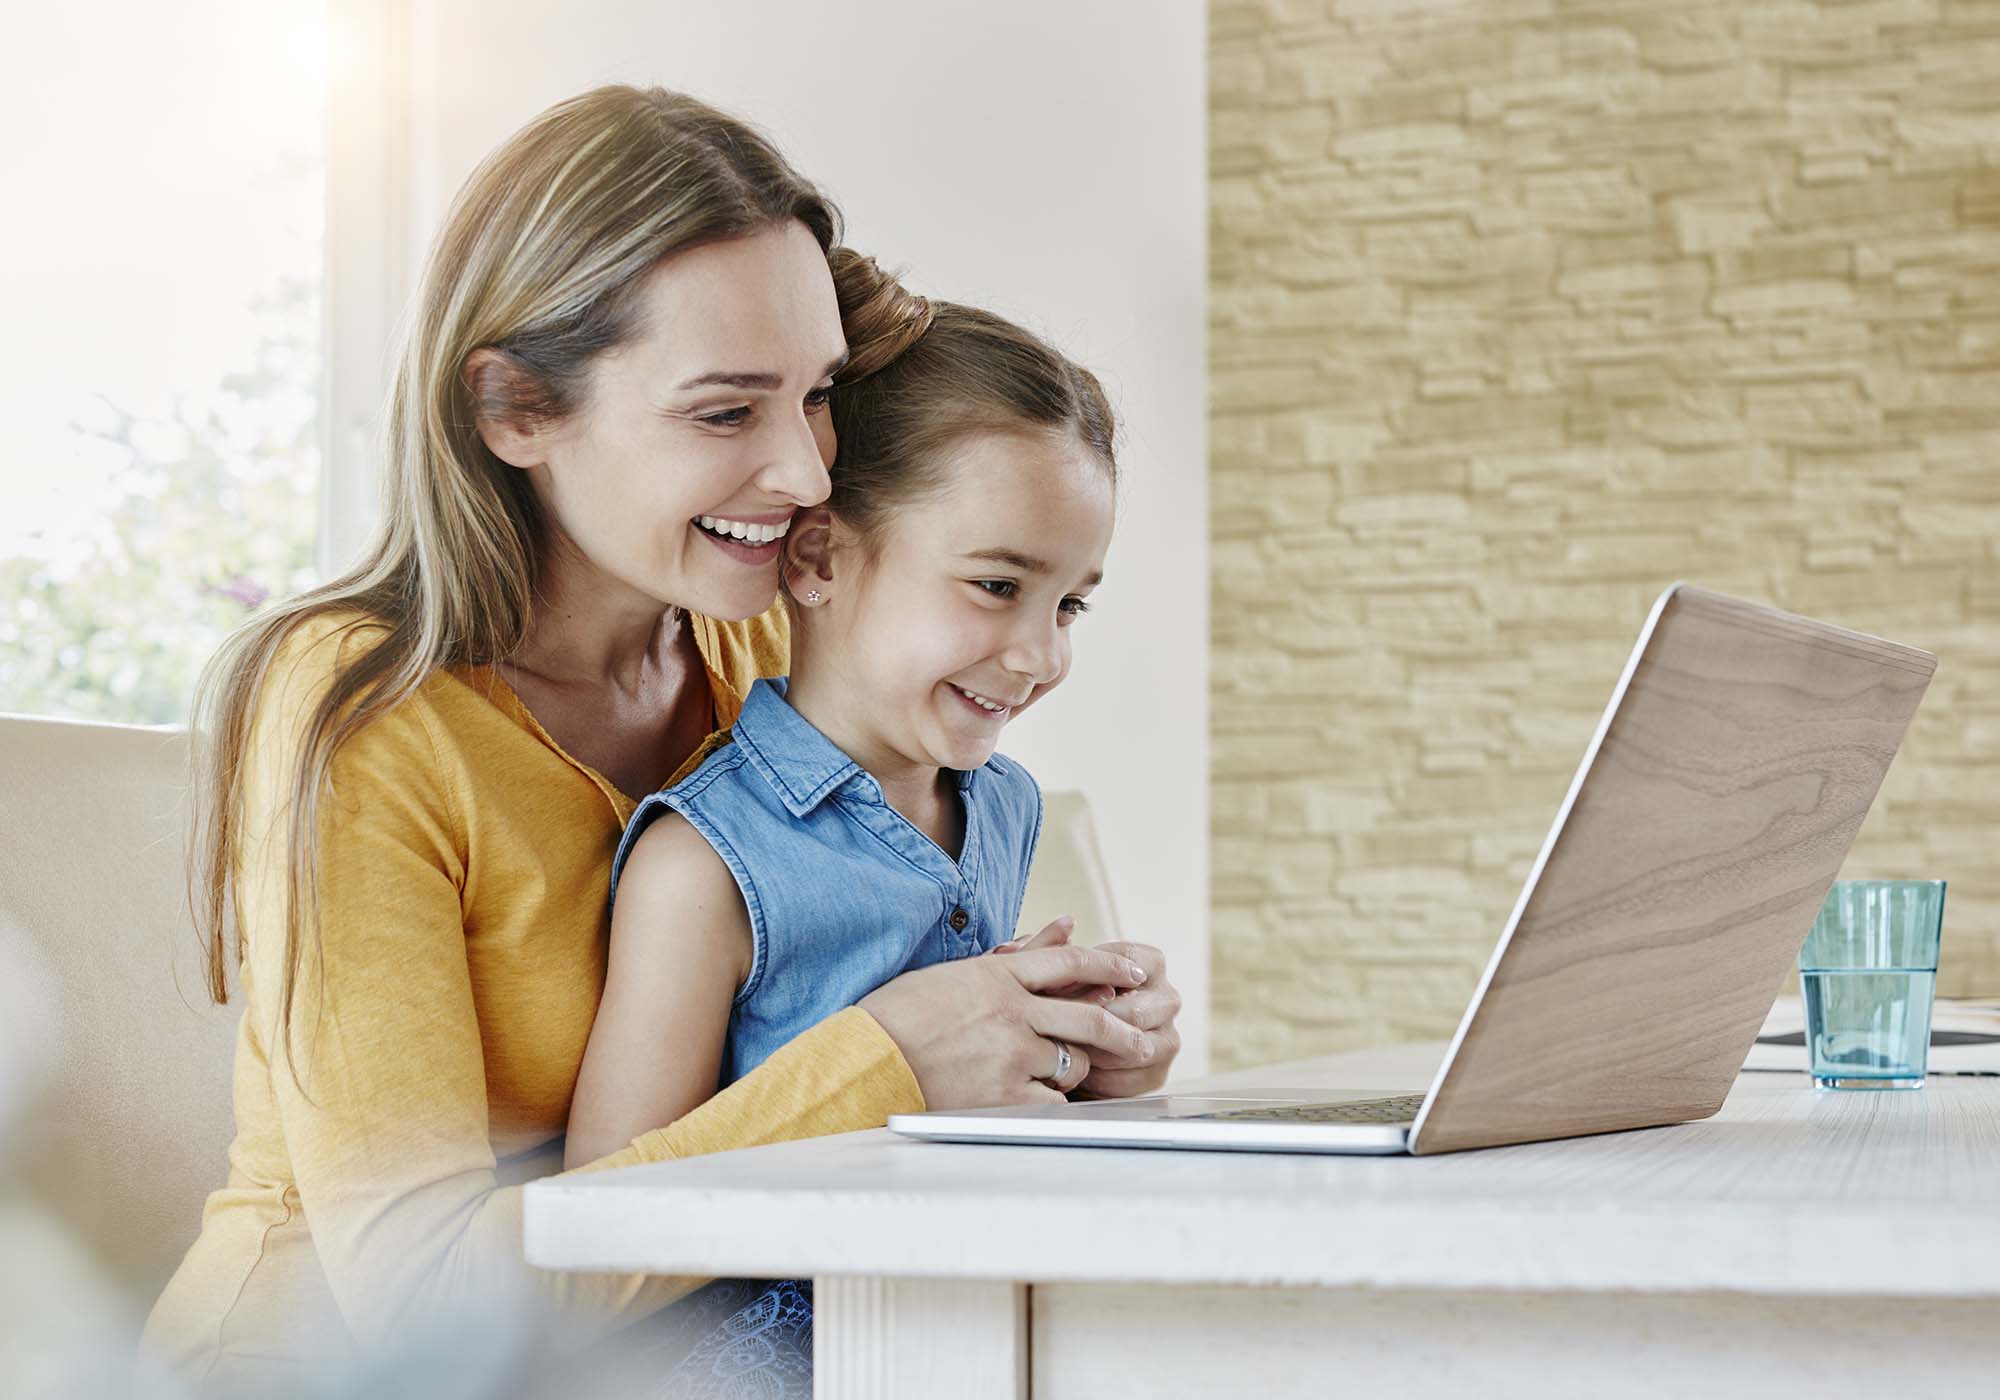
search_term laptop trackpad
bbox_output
[1041,1090,1419,1120]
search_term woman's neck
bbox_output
[510,545,683,697]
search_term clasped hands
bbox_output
[989,916,1181,1100]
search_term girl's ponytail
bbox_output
[829,248,936,381]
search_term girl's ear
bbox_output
[784,507,837,604]
[462,347,554,469]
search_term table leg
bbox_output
[813,1276,1025,1400]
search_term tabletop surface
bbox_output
[525,1042,2000,1296]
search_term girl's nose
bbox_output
[1005,613,1067,688]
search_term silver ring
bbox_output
[1045,1041,1073,1084]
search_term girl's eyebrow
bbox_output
[674,350,849,392]
[961,548,1103,588]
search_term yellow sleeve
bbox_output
[237,627,922,1352]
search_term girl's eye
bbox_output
[697,406,751,429]
[1058,597,1092,621]
[974,579,1018,599]
[804,386,833,412]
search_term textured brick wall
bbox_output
[1210,0,2000,1068]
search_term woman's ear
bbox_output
[784,507,837,604]
[462,347,552,470]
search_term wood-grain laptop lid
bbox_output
[1409,584,1936,1156]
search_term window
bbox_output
[1,3,326,724]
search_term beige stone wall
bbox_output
[1210,0,2000,1068]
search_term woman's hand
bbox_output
[857,937,1156,1110]
[992,918,1182,1100]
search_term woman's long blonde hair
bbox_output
[191,87,840,1058]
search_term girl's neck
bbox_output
[782,664,959,851]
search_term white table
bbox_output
[525,1044,2000,1398]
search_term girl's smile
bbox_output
[947,682,1021,718]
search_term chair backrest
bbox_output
[1017,790,1124,949]
[0,714,238,1298]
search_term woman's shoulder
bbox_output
[252,609,389,721]
[245,609,461,774]
[257,608,492,727]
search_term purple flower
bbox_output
[209,575,270,610]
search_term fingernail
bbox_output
[1056,914,1075,927]
[1125,960,1147,983]
[993,941,1020,953]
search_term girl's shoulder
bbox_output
[975,750,1044,827]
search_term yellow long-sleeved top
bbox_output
[142,606,925,1392]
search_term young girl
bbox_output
[564,250,1127,1392]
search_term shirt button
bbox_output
[949,907,970,931]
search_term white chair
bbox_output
[1017,790,1125,949]
[0,714,238,1302]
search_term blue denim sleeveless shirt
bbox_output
[609,676,1044,1087]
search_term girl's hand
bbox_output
[857,942,1157,1110]
[989,915,1117,1003]
[992,918,1182,1100]
[1067,939,1182,1100]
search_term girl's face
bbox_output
[794,430,1115,777]
[480,220,850,622]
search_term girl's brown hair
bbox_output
[191,86,840,1066]
[821,248,1118,552]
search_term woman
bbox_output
[141,85,1182,1393]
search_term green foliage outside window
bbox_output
[0,274,320,727]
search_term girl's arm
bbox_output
[565,814,753,1169]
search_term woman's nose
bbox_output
[758,408,833,506]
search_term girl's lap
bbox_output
[633,1278,814,1400]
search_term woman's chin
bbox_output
[675,571,782,622]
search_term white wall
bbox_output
[326,0,1210,1071]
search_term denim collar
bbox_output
[732,676,991,817]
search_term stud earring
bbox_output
[806,590,822,603]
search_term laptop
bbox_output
[891,583,1937,1156]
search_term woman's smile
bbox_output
[690,509,796,565]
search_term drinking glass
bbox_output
[1798,880,1947,1090]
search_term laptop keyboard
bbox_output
[1193,1093,1427,1124]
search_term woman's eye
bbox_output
[1058,597,1092,621]
[697,406,752,428]
[974,579,1017,599]
[804,386,833,412]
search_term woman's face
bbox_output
[500,220,849,623]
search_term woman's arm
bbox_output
[565,815,751,1169]
[238,657,1155,1354]
[237,669,920,1354]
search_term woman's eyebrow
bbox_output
[961,548,1104,587]
[675,350,849,392]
